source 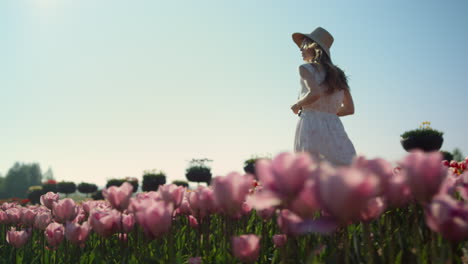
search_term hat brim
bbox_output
[291,32,331,58]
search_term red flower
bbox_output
[21,199,30,205]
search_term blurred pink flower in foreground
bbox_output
[272,234,287,248]
[188,257,202,264]
[425,195,468,242]
[45,222,65,249]
[89,209,121,238]
[212,172,253,217]
[40,192,59,210]
[6,227,31,248]
[20,208,37,227]
[400,151,447,203]
[135,200,174,239]
[34,210,52,230]
[255,152,314,205]
[232,234,260,264]
[188,186,217,220]
[317,164,381,223]
[6,208,21,224]
[65,221,91,246]
[121,213,135,233]
[53,198,78,223]
[103,182,134,211]
[158,184,185,208]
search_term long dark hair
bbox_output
[301,38,349,94]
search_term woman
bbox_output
[291,27,356,166]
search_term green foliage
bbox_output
[400,121,443,138]
[172,180,189,188]
[3,162,42,198]
[453,148,464,162]
[440,150,454,161]
[91,190,104,200]
[186,166,212,184]
[41,182,57,193]
[77,182,98,194]
[185,158,212,184]
[142,172,166,192]
[27,186,43,204]
[106,179,126,188]
[57,181,76,195]
[106,178,139,192]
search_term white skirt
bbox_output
[294,109,356,166]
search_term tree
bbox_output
[453,148,464,162]
[142,172,166,192]
[78,182,98,196]
[43,167,55,181]
[172,180,189,188]
[4,162,42,198]
[57,182,76,197]
[185,158,212,185]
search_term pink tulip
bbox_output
[21,208,37,227]
[188,215,199,229]
[272,234,287,248]
[45,222,65,248]
[0,210,8,224]
[1,202,17,211]
[89,209,121,237]
[122,213,135,233]
[6,227,31,248]
[40,192,60,210]
[188,186,217,220]
[289,179,321,219]
[385,167,412,207]
[65,221,91,246]
[400,151,448,203]
[232,234,260,263]
[5,208,21,224]
[188,257,202,264]
[102,182,133,211]
[425,195,468,242]
[255,152,314,204]
[317,164,381,223]
[135,201,174,239]
[212,172,253,217]
[34,210,52,230]
[277,209,303,236]
[256,206,276,221]
[72,206,87,224]
[53,198,78,223]
[359,197,386,222]
[177,194,192,216]
[158,184,185,208]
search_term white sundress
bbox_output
[294,63,356,166]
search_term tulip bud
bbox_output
[232,234,260,263]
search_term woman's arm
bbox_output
[292,66,321,112]
[336,89,355,116]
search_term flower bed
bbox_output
[0,151,467,263]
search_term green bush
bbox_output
[172,180,189,188]
[401,121,443,139]
[57,182,76,196]
[142,173,166,192]
[77,182,98,194]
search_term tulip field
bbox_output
[1,151,468,263]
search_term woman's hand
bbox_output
[291,103,301,115]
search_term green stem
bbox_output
[362,222,375,264]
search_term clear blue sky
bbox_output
[1,0,467,187]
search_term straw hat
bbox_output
[292,27,334,58]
